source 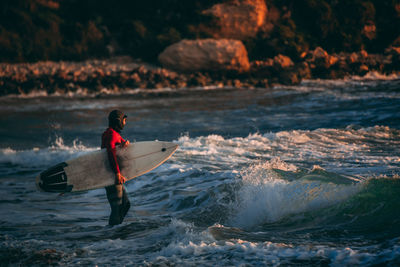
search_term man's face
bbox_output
[122,117,127,127]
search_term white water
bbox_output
[1,78,399,266]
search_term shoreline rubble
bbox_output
[0,47,399,97]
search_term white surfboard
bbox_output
[36,141,178,192]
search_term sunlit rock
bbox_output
[306,47,338,69]
[158,39,250,73]
[362,23,377,40]
[273,54,294,69]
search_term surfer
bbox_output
[102,109,131,226]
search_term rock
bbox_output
[278,70,300,85]
[254,78,269,88]
[273,54,294,69]
[360,50,369,59]
[251,59,274,69]
[188,72,210,87]
[202,0,268,40]
[249,55,301,85]
[233,79,242,87]
[342,51,375,74]
[362,23,377,40]
[306,47,338,69]
[129,72,139,82]
[392,36,400,47]
[348,52,359,64]
[158,39,250,73]
[385,46,400,67]
[359,64,369,74]
[296,62,312,80]
[249,59,274,77]
[385,46,400,56]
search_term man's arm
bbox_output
[106,145,128,184]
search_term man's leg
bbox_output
[106,184,123,226]
[119,186,131,223]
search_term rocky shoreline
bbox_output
[0,46,399,97]
[1,0,399,96]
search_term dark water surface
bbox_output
[1,77,400,266]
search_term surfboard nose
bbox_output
[161,142,178,153]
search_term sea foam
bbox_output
[0,137,96,169]
[149,219,399,267]
[229,161,362,228]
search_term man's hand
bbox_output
[121,140,130,148]
[115,172,127,184]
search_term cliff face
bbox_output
[0,0,399,63]
[202,0,268,40]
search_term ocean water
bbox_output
[1,75,400,266]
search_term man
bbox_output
[101,109,131,226]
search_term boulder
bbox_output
[362,23,377,40]
[359,64,369,75]
[392,36,400,47]
[202,0,268,40]
[306,47,338,69]
[348,52,359,64]
[249,55,294,78]
[296,62,312,80]
[385,46,400,56]
[385,46,400,66]
[273,54,294,69]
[158,39,250,73]
[249,59,274,77]
[278,70,300,85]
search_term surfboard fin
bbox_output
[38,162,73,193]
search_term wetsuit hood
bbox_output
[108,110,127,133]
